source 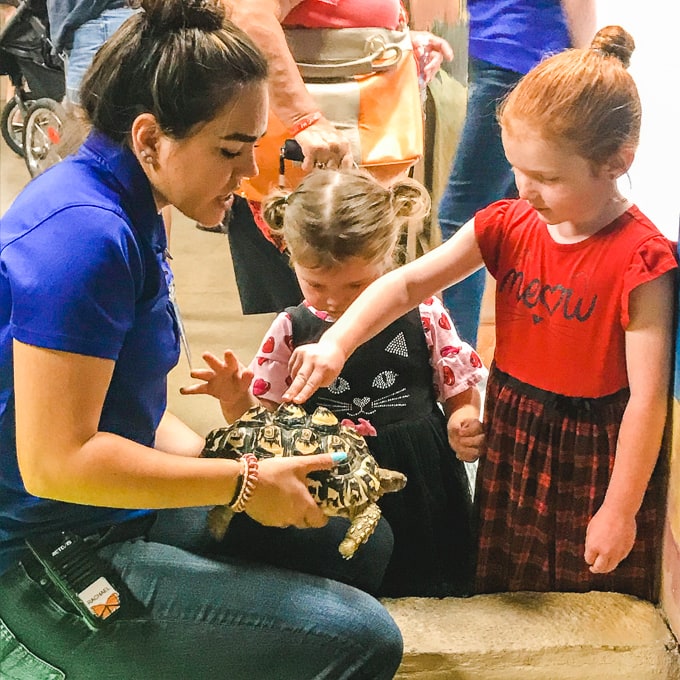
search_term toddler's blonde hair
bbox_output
[262,168,430,269]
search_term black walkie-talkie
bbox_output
[26,533,122,630]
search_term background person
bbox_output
[0,2,402,677]
[217,0,453,315]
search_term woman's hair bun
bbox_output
[590,25,635,68]
[135,0,225,34]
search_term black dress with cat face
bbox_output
[288,304,476,597]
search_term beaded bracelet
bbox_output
[288,110,323,138]
[229,453,259,512]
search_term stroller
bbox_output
[0,0,66,176]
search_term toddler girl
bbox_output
[186,168,487,597]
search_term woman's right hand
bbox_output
[245,453,343,528]
[283,340,347,403]
[295,116,354,172]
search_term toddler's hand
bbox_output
[584,504,637,574]
[180,349,253,409]
[447,416,484,462]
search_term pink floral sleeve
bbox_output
[247,311,294,403]
[420,297,487,402]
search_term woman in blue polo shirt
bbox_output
[0,1,401,678]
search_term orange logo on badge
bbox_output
[92,592,120,619]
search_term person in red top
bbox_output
[281,25,678,601]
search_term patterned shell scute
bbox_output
[201,403,407,558]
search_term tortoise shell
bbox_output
[201,403,406,558]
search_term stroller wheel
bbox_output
[1,99,26,157]
[22,98,66,178]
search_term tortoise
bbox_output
[200,403,407,559]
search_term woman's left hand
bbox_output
[584,504,637,573]
[411,31,454,84]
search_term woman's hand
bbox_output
[411,31,453,84]
[180,350,257,422]
[295,115,354,171]
[245,453,343,528]
[584,504,637,574]
[283,340,347,403]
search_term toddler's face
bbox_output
[294,256,388,318]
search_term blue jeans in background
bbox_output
[437,57,521,347]
[66,7,139,105]
[0,507,402,679]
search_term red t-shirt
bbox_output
[475,199,677,397]
[282,0,402,29]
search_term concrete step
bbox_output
[384,591,680,679]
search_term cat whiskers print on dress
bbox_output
[317,387,410,417]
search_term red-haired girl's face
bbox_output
[502,122,618,235]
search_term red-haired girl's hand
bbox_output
[584,504,637,573]
[283,341,346,403]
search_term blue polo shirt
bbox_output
[468,0,572,75]
[0,131,180,574]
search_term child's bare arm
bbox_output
[585,271,674,574]
[180,349,259,423]
[444,386,484,462]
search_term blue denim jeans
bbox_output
[0,508,402,679]
[65,8,139,105]
[437,57,521,346]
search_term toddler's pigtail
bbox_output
[261,192,289,239]
[389,177,431,222]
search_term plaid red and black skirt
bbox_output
[475,364,667,601]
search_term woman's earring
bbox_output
[141,150,154,164]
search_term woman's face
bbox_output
[149,82,268,226]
